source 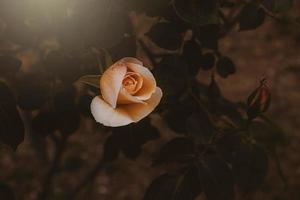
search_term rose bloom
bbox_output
[91,57,162,127]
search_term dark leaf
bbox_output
[144,174,178,200]
[232,143,269,193]
[146,22,183,50]
[144,167,202,200]
[172,0,219,26]
[199,53,216,71]
[164,98,198,133]
[238,3,266,31]
[216,131,241,163]
[262,0,293,13]
[249,121,287,150]
[154,56,187,104]
[0,82,24,150]
[182,41,202,76]
[197,153,234,200]
[195,24,220,50]
[216,56,236,78]
[0,182,15,200]
[186,111,214,144]
[153,137,195,165]
[103,118,160,162]
[220,0,236,8]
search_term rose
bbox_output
[91,57,162,127]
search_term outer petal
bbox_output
[121,87,162,122]
[127,63,156,100]
[91,87,162,127]
[91,96,134,127]
[100,62,127,108]
[120,57,143,65]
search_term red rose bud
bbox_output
[247,79,271,120]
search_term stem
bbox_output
[272,149,288,190]
[138,39,157,67]
[37,135,69,200]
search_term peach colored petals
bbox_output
[91,57,162,127]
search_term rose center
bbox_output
[122,72,143,95]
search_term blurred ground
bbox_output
[0,2,300,200]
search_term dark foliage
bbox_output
[0,82,24,150]
[0,0,294,199]
[103,118,160,162]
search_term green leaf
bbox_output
[238,3,266,31]
[262,0,294,13]
[0,82,24,150]
[77,75,101,88]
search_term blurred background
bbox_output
[0,0,299,199]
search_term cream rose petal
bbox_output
[117,88,146,105]
[100,63,127,108]
[91,88,162,127]
[121,87,162,122]
[91,96,134,127]
[127,63,157,100]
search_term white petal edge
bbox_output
[91,87,162,127]
[91,96,134,127]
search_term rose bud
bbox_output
[91,57,162,127]
[247,79,271,120]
